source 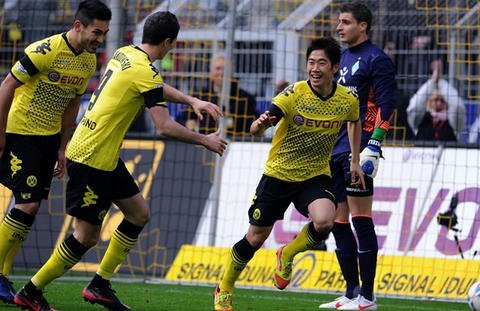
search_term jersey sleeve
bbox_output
[370,54,396,130]
[271,83,296,117]
[347,95,360,122]
[11,37,56,83]
[134,65,167,108]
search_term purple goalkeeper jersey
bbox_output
[332,40,396,156]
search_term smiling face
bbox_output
[336,12,367,46]
[76,19,110,53]
[307,49,338,93]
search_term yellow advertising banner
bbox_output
[166,245,480,299]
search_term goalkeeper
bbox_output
[319,2,396,310]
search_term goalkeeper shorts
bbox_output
[330,152,373,203]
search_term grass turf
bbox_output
[2,280,468,310]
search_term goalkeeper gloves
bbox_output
[360,139,383,178]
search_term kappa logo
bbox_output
[337,66,348,84]
[10,152,22,177]
[149,63,159,78]
[81,185,99,207]
[32,39,52,55]
[280,84,294,97]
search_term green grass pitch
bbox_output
[3,280,468,310]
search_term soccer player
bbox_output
[319,3,396,310]
[214,37,365,311]
[0,0,111,304]
[13,11,227,311]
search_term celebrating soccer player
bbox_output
[14,11,227,311]
[319,3,396,310]
[214,37,365,311]
[0,0,111,305]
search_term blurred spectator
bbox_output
[176,55,258,136]
[414,91,456,142]
[383,41,414,141]
[274,79,290,96]
[407,59,465,140]
[467,112,480,144]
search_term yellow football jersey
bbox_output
[265,81,359,182]
[67,45,166,171]
[8,33,96,135]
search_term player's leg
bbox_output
[0,134,59,304]
[216,174,290,310]
[348,194,377,302]
[14,218,97,311]
[0,203,36,303]
[275,175,335,290]
[83,159,142,311]
[319,154,360,309]
[215,224,271,310]
[338,176,377,310]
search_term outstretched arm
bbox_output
[250,103,283,136]
[162,83,222,122]
[149,105,227,156]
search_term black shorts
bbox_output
[248,174,336,227]
[330,152,374,203]
[66,158,140,225]
[0,133,60,204]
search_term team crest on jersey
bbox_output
[32,39,52,55]
[351,58,361,75]
[48,71,60,82]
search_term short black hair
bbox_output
[339,2,373,34]
[142,11,180,45]
[306,37,341,66]
[75,0,112,26]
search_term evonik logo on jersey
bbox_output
[292,114,341,129]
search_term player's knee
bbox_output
[125,206,150,226]
[312,218,334,233]
[15,202,40,215]
[75,232,99,249]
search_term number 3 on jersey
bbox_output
[88,69,113,111]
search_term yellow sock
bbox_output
[0,214,30,274]
[282,223,316,261]
[219,248,248,293]
[3,234,26,276]
[31,240,82,289]
[97,229,136,280]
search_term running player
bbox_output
[0,0,111,304]
[13,11,227,311]
[319,3,396,310]
[214,37,365,311]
